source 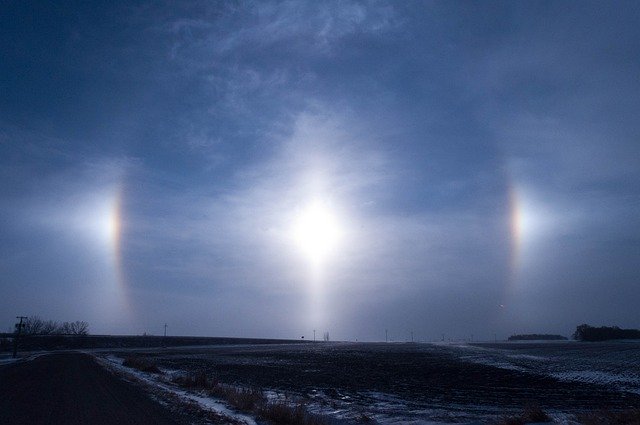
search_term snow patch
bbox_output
[0,356,19,365]
[0,352,48,365]
[552,370,640,394]
[96,354,257,425]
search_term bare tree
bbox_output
[14,317,89,335]
[59,321,72,334]
[23,316,44,335]
[323,331,330,342]
[69,321,89,335]
[41,320,59,335]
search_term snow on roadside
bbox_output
[0,352,48,365]
[0,356,19,366]
[95,354,257,425]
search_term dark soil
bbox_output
[0,333,303,352]
[125,342,640,415]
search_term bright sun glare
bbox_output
[293,199,342,264]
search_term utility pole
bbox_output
[313,329,316,342]
[411,331,414,343]
[13,316,27,358]
[385,329,388,343]
[163,323,168,348]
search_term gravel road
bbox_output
[0,352,186,425]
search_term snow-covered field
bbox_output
[456,341,640,395]
[103,341,640,424]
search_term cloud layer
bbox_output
[1,1,639,340]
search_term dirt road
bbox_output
[0,352,186,425]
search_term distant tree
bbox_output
[59,322,72,334]
[13,317,89,336]
[508,334,567,341]
[573,324,640,341]
[70,321,89,335]
[323,332,330,342]
[573,324,590,341]
[41,320,59,335]
[23,316,44,335]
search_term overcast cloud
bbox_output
[1,1,639,341]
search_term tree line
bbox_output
[508,334,567,341]
[17,316,89,336]
[573,324,640,342]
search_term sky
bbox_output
[1,1,639,341]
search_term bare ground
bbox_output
[118,342,640,422]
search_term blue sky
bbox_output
[1,1,639,341]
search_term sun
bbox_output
[292,199,342,264]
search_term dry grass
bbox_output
[172,370,215,388]
[172,371,334,424]
[258,402,333,425]
[209,385,265,411]
[172,373,265,411]
[122,356,162,374]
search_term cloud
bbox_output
[113,104,511,338]
[125,2,402,165]
[0,154,136,327]
[3,2,639,338]
[162,1,398,57]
